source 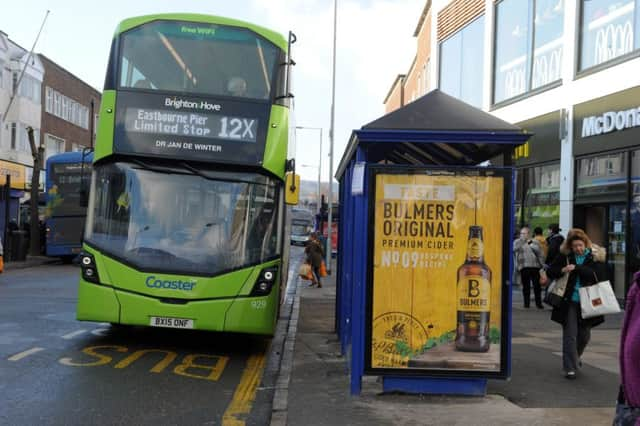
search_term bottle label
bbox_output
[467,238,483,259]
[457,275,490,313]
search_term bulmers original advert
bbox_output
[370,172,505,373]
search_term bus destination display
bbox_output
[124,108,257,143]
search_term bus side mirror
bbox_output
[285,172,300,205]
[79,189,89,207]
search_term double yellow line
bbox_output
[222,353,266,425]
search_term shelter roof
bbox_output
[336,90,531,179]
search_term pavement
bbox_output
[271,259,624,426]
[2,254,624,425]
[3,255,60,271]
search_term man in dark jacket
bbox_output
[546,223,564,266]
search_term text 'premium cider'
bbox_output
[455,225,491,352]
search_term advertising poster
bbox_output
[0,161,26,190]
[367,170,508,375]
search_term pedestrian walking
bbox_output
[540,224,565,296]
[534,227,548,260]
[545,223,564,266]
[613,270,640,425]
[513,226,545,309]
[547,228,607,379]
[305,232,325,288]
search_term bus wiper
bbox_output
[179,162,266,185]
[131,159,190,176]
[179,162,246,184]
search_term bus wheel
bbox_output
[61,256,74,264]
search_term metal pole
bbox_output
[1,10,50,124]
[318,128,323,216]
[326,0,338,273]
[89,99,95,149]
[3,175,10,257]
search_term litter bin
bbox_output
[9,230,28,261]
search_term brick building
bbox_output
[39,54,100,161]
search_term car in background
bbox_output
[290,207,314,246]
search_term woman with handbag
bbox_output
[547,228,607,379]
[305,232,325,288]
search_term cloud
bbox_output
[1,0,424,183]
[250,0,423,181]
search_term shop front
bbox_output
[573,86,640,301]
[0,160,27,237]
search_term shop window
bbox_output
[494,0,565,104]
[522,163,560,230]
[439,15,485,107]
[10,122,16,150]
[576,152,628,199]
[579,0,640,71]
[45,134,66,161]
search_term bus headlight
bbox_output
[80,252,100,284]
[251,267,278,296]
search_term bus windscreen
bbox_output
[119,20,279,100]
[47,163,90,217]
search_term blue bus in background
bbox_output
[45,151,93,261]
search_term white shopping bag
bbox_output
[579,280,621,318]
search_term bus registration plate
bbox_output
[149,316,194,329]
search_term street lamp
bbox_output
[295,126,323,216]
[327,0,338,272]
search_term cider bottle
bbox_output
[455,225,491,352]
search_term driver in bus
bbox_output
[133,78,153,89]
[226,77,247,97]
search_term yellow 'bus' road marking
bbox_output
[61,329,87,339]
[8,347,45,361]
[222,353,266,426]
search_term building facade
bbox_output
[384,0,640,299]
[0,31,44,232]
[39,55,100,162]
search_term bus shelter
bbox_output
[335,90,532,395]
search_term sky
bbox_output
[1,0,424,183]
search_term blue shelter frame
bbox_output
[334,90,532,395]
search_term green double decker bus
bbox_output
[77,14,298,335]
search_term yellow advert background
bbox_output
[371,173,504,370]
